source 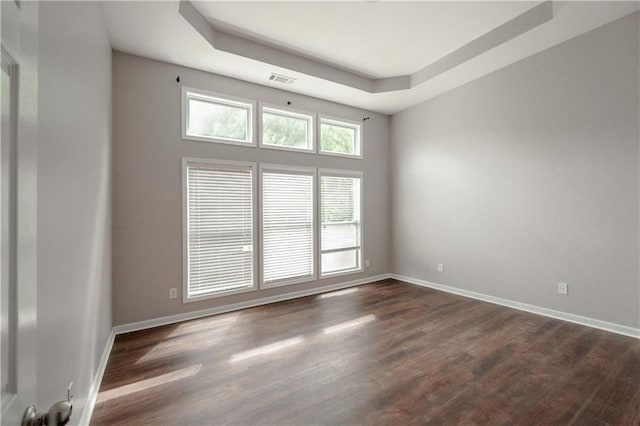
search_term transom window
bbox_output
[260,105,314,152]
[182,88,254,145]
[182,88,365,159]
[319,116,362,158]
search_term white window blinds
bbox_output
[185,161,255,299]
[262,167,315,287]
[320,172,362,276]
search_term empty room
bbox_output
[1,0,639,425]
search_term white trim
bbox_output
[390,274,640,339]
[319,266,363,280]
[1,47,19,399]
[182,158,258,303]
[318,168,363,178]
[181,86,256,146]
[261,274,316,290]
[318,114,363,159]
[258,103,316,153]
[259,162,316,175]
[114,274,391,335]
[319,169,364,278]
[259,163,317,289]
[78,330,115,426]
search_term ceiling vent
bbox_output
[269,73,296,85]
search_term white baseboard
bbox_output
[389,273,640,339]
[114,273,392,335]
[78,330,115,426]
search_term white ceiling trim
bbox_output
[179,0,552,94]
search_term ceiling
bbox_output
[192,1,538,79]
[103,1,639,114]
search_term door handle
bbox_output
[21,384,73,426]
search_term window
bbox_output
[319,116,362,158]
[320,170,362,276]
[182,88,254,145]
[261,165,315,287]
[260,105,314,152]
[183,159,256,301]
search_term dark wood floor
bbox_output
[91,279,640,425]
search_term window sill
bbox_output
[320,267,364,280]
[183,284,257,304]
[182,133,255,147]
[261,274,317,290]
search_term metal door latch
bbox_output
[22,382,73,426]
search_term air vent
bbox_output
[269,73,296,85]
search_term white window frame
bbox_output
[259,103,316,153]
[318,115,363,159]
[182,87,256,146]
[260,163,317,289]
[182,157,258,303]
[318,168,364,279]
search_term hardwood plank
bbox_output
[91,280,640,425]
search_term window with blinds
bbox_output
[184,160,256,300]
[261,166,315,287]
[320,171,362,276]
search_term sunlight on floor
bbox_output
[323,314,376,334]
[229,336,305,363]
[135,313,241,364]
[96,364,202,404]
[167,312,240,338]
[318,287,359,299]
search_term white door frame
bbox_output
[0,0,39,424]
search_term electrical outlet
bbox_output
[365,259,370,267]
[558,282,568,295]
[438,264,444,272]
[169,288,178,299]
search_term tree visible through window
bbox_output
[188,99,248,141]
[320,118,361,157]
[261,107,313,151]
[183,89,253,144]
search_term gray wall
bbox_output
[112,52,390,325]
[37,2,112,420]
[391,12,640,328]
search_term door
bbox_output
[1,0,39,424]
